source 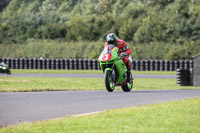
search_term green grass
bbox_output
[12,69,103,74]
[0,77,104,92]
[11,69,176,75]
[0,70,198,92]
[1,98,199,133]
[0,77,199,92]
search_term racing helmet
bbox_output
[106,33,117,45]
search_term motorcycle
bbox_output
[98,44,133,92]
[0,62,11,74]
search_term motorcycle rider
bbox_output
[104,33,132,82]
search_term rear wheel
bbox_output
[7,69,11,74]
[105,70,115,92]
[121,74,133,92]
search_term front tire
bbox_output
[105,70,115,92]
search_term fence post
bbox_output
[2,58,7,64]
[169,61,174,71]
[52,59,56,70]
[97,59,101,70]
[41,58,44,69]
[160,60,164,71]
[155,60,159,71]
[73,59,77,70]
[150,60,155,71]
[52,59,55,69]
[21,58,25,69]
[58,59,62,70]
[28,58,32,69]
[87,59,91,70]
[38,58,41,69]
[84,59,88,70]
[135,60,140,71]
[16,58,19,69]
[140,60,145,71]
[36,59,39,69]
[132,60,136,70]
[92,59,97,70]
[15,58,18,69]
[69,59,74,70]
[61,59,65,70]
[180,60,184,69]
[78,59,83,70]
[47,59,51,69]
[24,58,27,69]
[54,59,57,70]
[65,59,69,70]
[184,60,189,70]
[75,59,79,70]
[42,59,45,69]
[10,58,14,69]
[165,60,170,71]
[7,58,11,68]
[145,60,150,71]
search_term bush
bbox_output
[1,0,200,60]
[164,41,200,60]
[0,40,199,60]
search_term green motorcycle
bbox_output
[98,44,133,92]
[0,62,11,74]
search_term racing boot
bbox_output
[126,61,132,83]
[127,68,132,83]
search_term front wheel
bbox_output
[105,70,115,92]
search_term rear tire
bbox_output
[7,69,11,74]
[105,70,115,92]
[121,74,133,92]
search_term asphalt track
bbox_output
[0,89,200,127]
[0,73,176,79]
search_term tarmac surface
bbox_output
[0,89,200,126]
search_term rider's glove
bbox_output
[120,52,128,57]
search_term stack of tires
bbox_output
[177,69,191,86]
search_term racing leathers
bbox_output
[104,38,132,69]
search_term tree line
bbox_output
[0,0,200,60]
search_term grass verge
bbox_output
[1,98,199,133]
[11,69,176,75]
[0,77,199,92]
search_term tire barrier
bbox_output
[0,58,193,71]
[177,69,191,86]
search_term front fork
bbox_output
[111,64,117,83]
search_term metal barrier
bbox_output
[0,58,193,71]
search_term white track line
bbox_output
[73,111,103,117]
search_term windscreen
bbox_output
[103,44,117,54]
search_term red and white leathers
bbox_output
[104,38,132,69]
